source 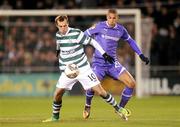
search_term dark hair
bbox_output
[55,15,68,26]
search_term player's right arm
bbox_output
[56,49,60,57]
[56,33,61,57]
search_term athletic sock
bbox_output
[52,101,62,119]
[85,89,94,107]
[101,93,119,110]
[119,87,134,108]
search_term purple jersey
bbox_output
[85,21,142,64]
[84,21,142,80]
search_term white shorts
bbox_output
[56,66,100,90]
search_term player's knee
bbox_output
[97,89,107,96]
[129,81,136,88]
[91,84,107,96]
[97,91,103,96]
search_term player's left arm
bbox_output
[121,27,150,65]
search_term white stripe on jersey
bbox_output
[56,27,89,71]
[59,54,88,70]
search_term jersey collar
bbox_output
[58,27,71,36]
[106,21,117,28]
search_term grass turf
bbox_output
[0,96,179,127]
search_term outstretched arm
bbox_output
[89,39,115,64]
[122,27,149,65]
[79,30,114,64]
[126,37,149,65]
[126,37,142,56]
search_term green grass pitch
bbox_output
[0,96,179,127]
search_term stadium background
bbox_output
[0,0,179,96]
[0,1,179,127]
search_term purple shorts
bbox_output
[92,60,126,80]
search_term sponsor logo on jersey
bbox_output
[101,34,119,41]
[61,49,75,55]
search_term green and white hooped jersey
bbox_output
[56,27,92,71]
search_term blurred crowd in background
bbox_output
[0,0,179,73]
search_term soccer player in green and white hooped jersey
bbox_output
[56,25,103,72]
[42,15,128,122]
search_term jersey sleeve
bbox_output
[126,37,142,55]
[84,23,99,37]
[121,26,130,41]
[77,30,105,55]
[77,31,92,45]
[89,39,105,55]
[55,34,60,50]
[120,26,142,55]
[56,42,60,50]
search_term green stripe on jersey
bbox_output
[79,61,88,68]
[79,35,92,45]
[74,45,83,52]
[69,29,81,33]
[59,55,85,67]
[56,28,90,70]
[59,42,78,47]
[56,34,79,40]
[61,53,84,62]
[79,35,87,44]
[59,61,88,71]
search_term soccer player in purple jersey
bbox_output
[83,9,149,119]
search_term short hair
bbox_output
[55,15,68,26]
[107,9,118,15]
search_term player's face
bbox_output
[57,20,69,35]
[106,13,118,27]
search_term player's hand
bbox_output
[139,54,149,65]
[103,53,115,64]
[56,50,60,57]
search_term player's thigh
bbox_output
[56,72,77,90]
[92,63,106,80]
[118,70,136,88]
[78,68,100,90]
[108,61,126,80]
